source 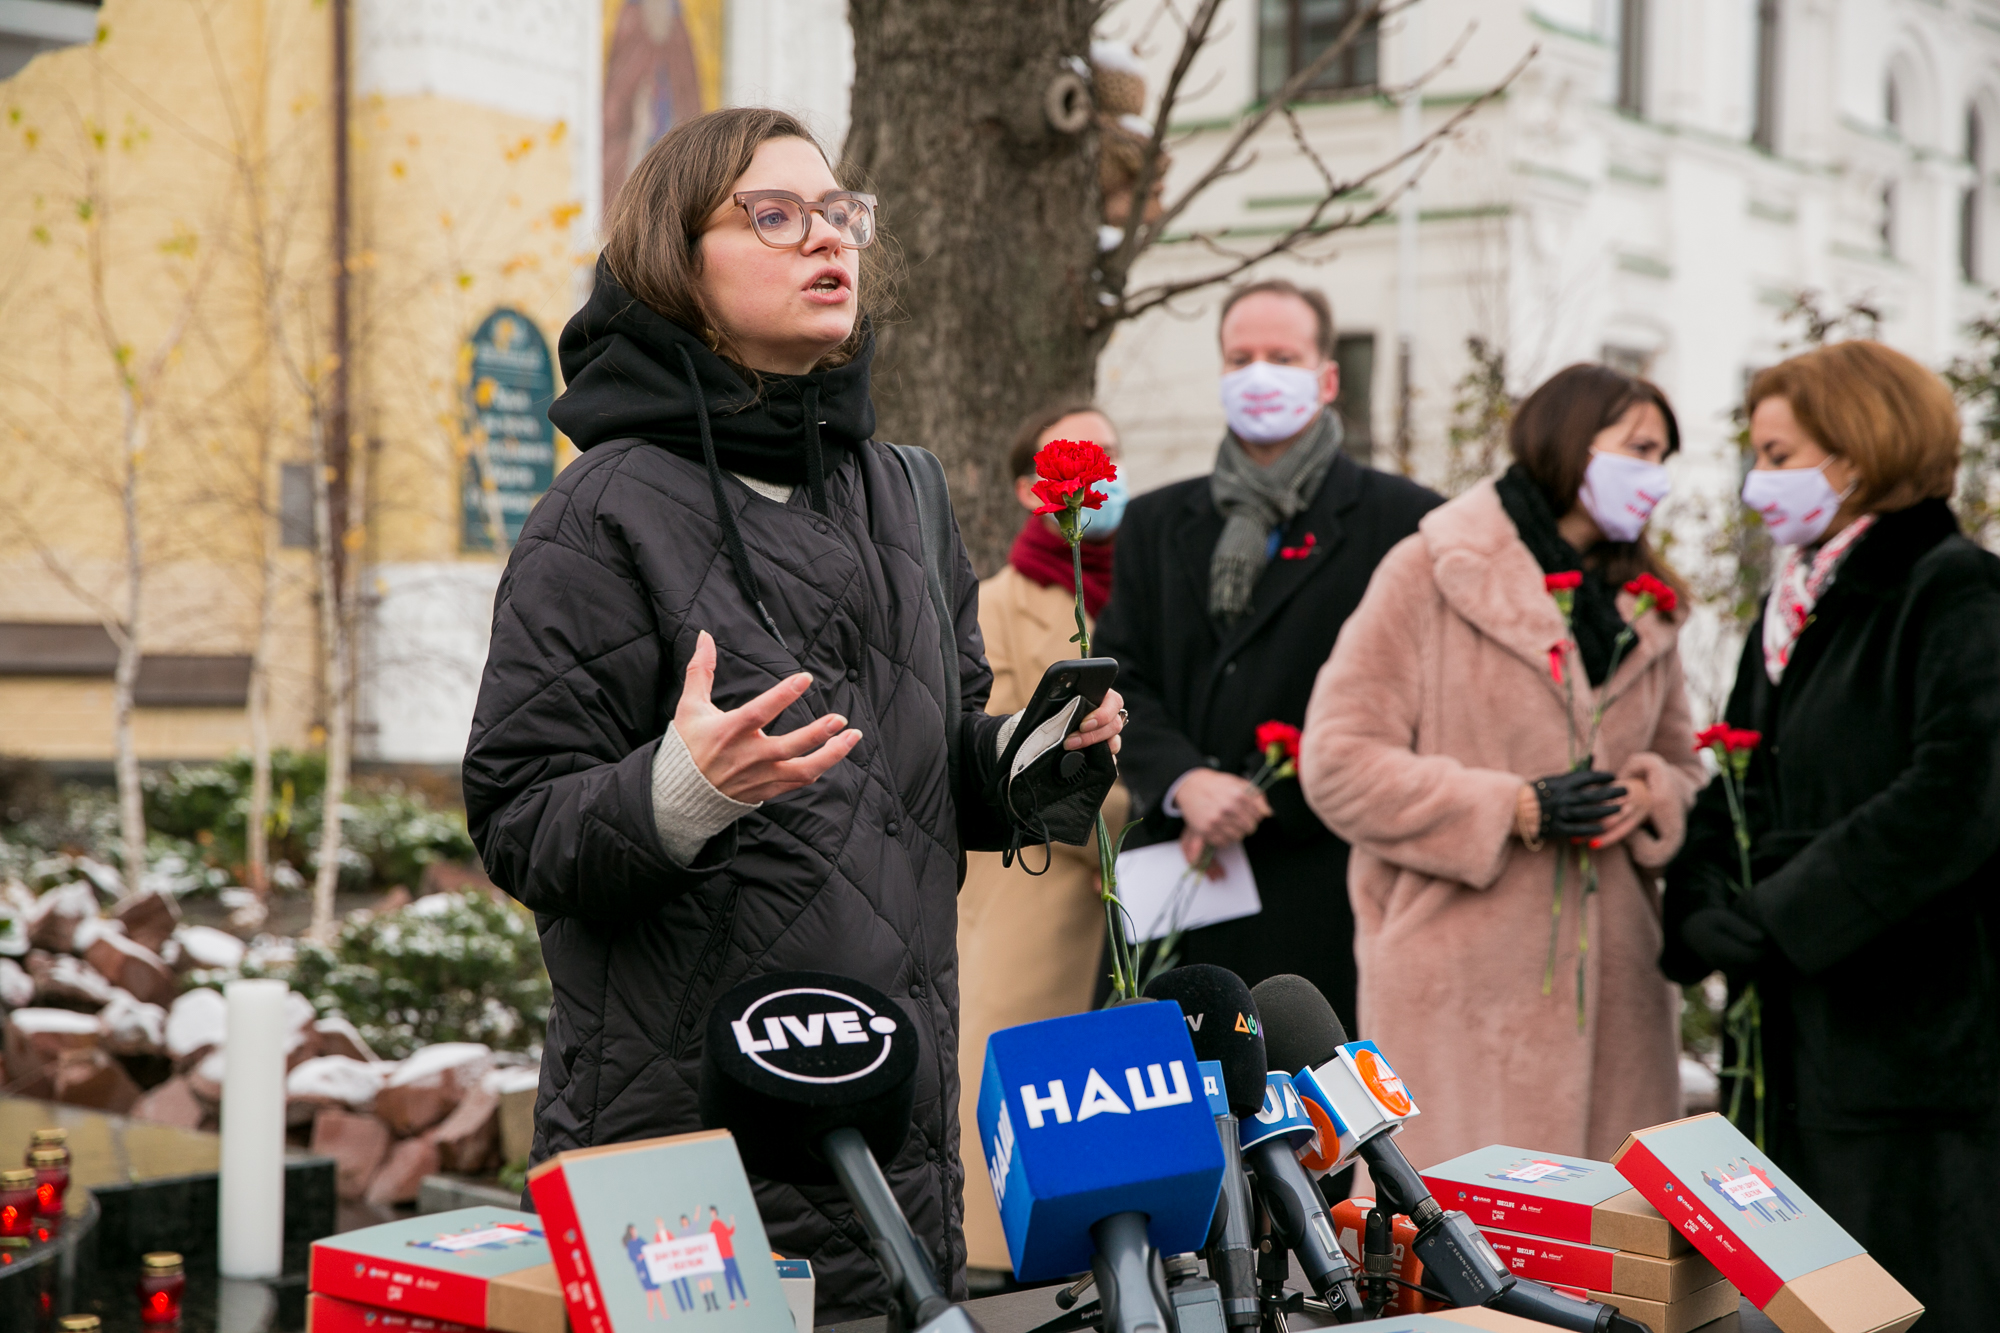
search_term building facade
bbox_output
[3,0,1990,770]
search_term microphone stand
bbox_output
[823,1127,984,1333]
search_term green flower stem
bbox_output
[1713,752,1767,1149]
[1544,849,1565,996]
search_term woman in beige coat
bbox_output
[959,403,1131,1275]
[1300,365,1702,1168]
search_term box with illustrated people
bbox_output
[307,1132,811,1333]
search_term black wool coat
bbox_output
[463,431,1012,1320]
[1093,450,1441,1024]
[1664,498,2000,1132]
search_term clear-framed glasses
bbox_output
[731,189,878,250]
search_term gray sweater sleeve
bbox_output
[651,723,760,866]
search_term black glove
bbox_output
[990,703,1118,853]
[1530,769,1626,841]
[1681,895,1770,972]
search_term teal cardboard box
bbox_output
[1613,1114,1922,1333]
[530,1128,796,1333]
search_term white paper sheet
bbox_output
[1114,839,1261,944]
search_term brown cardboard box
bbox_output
[1612,1115,1922,1333]
[1587,1278,1740,1333]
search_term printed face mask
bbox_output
[1079,473,1129,537]
[1578,450,1672,544]
[1741,462,1846,546]
[1220,361,1323,444]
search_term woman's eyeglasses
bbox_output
[732,190,878,250]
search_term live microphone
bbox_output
[1252,976,1648,1333]
[976,1001,1226,1333]
[700,971,983,1333]
[1141,966,1268,1330]
[1238,1067,1364,1321]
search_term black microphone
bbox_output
[700,971,983,1333]
[1142,966,1265,1330]
[1252,976,1648,1333]
[1145,968,1361,1322]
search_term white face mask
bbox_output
[1741,462,1846,547]
[1577,450,1672,544]
[1220,361,1323,444]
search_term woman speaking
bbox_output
[462,109,1122,1319]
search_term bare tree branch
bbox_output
[1112,44,1535,323]
[1101,0,1414,302]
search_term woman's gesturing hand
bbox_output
[676,631,863,804]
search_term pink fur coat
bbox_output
[1300,481,1703,1167]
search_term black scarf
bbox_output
[547,258,878,644]
[1495,465,1624,686]
[549,257,876,500]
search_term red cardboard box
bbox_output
[1477,1226,1721,1302]
[1422,1145,1689,1257]
[307,1292,484,1333]
[308,1208,565,1333]
[1613,1114,1922,1333]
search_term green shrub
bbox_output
[140,751,472,892]
[222,890,549,1059]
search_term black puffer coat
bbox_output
[463,275,1013,1320]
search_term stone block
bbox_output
[171,924,246,973]
[4,1005,100,1097]
[187,1048,225,1108]
[28,949,115,1008]
[490,1065,540,1167]
[165,986,226,1068]
[374,1042,491,1138]
[26,882,99,953]
[99,987,168,1056]
[313,1016,379,1063]
[364,1134,441,1206]
[109,890,180,952]
[313,1108,393,1201]
[130,1075,206,1130]
[51,1046,141,1112]
[288,1054,391,1113]
[0,957,32,1009]
[84,931,177,1007]
[430,1085,500,1175]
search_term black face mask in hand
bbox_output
[1530,769,1627,841]
[990,707,1118,865]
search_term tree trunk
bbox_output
[113,394,148,896]
[309,413,351,940]
[844,0,1103,576]
[245,539,275,900]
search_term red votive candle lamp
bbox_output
[0,1169,36,1237]
[139,1250,186,1324]
[26,1127,67,1165]
[30,1146,69,1221]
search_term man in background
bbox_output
[1094,279,1440,1030]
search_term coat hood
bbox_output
[549,256,876,485]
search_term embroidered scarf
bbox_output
[1763,514,1878,683]
[1009,514,1114,617]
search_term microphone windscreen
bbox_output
[1143,964,1267,1117]
[1251,974,1349,1074]
[698,971,918,1186]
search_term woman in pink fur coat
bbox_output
[1300,365,1703,1167]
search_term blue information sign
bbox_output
[460,308,557,551]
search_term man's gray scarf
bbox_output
[1208,409,1343,620]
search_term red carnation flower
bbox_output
[1030,439,1116,517]
[1724,727,1762,753]
[1255,720,1303,761]
[1694,723,1729,752]
[1548,643,1566,685]
[1624,572,1679,616]
[1695,724,1761,755]
[1544,571,1583,592]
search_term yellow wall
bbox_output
[0,0,583,761]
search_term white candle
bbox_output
[219,978,290,1279]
